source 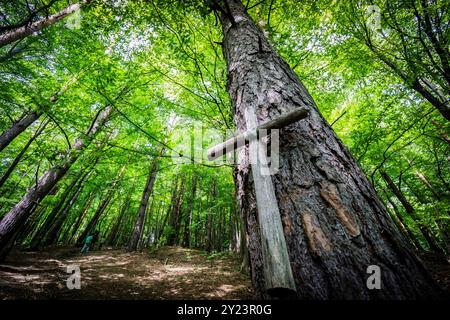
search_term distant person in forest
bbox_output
[80,231,99,254]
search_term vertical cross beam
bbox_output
[244,106,296,297]
[207,106,308,297]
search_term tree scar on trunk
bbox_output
[319,181,361,237]
[301,210,332,255]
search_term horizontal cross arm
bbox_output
[207,107,308,161]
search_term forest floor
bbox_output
[0,246,254,300]
[1,247,449,300]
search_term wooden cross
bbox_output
[207,106,308,297]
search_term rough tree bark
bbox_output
[0,106,112,260]
[218,0,441,299]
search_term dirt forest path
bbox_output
[0,246,254,300]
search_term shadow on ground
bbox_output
[0,246,254,300]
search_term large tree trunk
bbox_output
[0,2,84,48]
[0,111,41,152]
[127,152,162,251]
[0,106,112,260]
[219,0,440,299]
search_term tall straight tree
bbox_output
[182,174,197,247]
[66,189,96,244]
[128,147,165,251]
[215,0,440,299]
[77,162,127,246]
[106,177,137,246]
[0,105,112,260]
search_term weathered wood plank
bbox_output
[207,107,308,161]
[244,105,297,296]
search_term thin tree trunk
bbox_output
[15,204,47,246]
[222,206,227,251]
[0,111,41,152]
[0,106,112,260]
[382,188,422,250]
[167,177,184,246]
[154,203,165,244]
[415,171,441,200]
[143,199,156,248]
[28,168,85,250]
[381,171,444,254]
[0,2,84,48]
[193,191,202,248]
[128,149,163,251]
[105,194,131,246]
[76,162,126,246]
[219,0,440,299]
[0,120,48,189]
[229,190,236,251]
[45,165,94,245]
[183,174,197,248]
[66,190,95,244]
[205,179,215,253]
[105,178,136,246]
[105,200,127,247]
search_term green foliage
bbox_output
[0,0,448,253]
